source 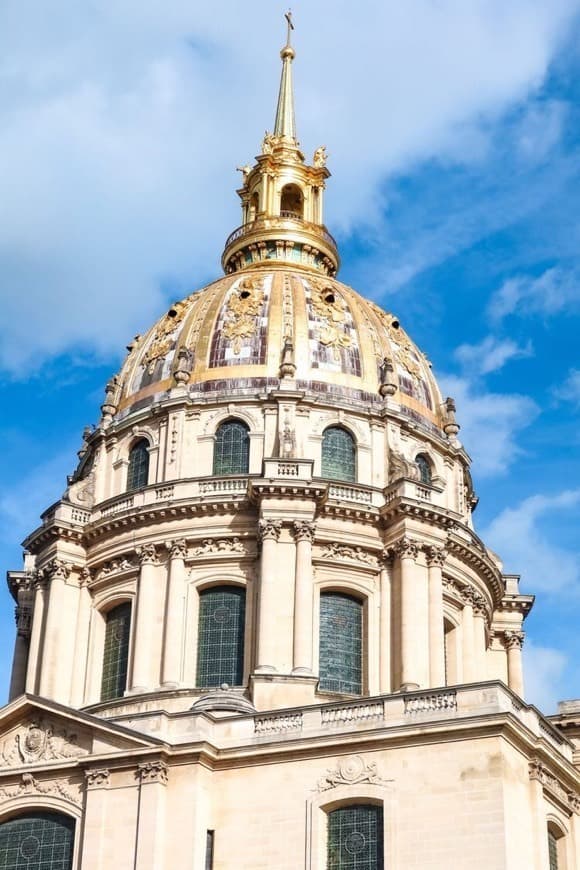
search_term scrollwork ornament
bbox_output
[43,559,71,581]
[317,754,391,792]
[167,539,188,560]
[137,761,168,786]
[293,521,316,543]
[0,773,82,807]
[392,537,419,561]
[84,768,110,789]
[258,519,282,542]
[425,546,447,568]
[504,630,524,651]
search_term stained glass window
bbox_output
[0,812,75,870]
[416,454,431,485]
[213,421,250,476]
[127,439,149,491]
[548,830,559,870]
[327,805,383,869]
[100,602,131,701]
[321,427,356,482]
[319,592,362,694]
[197,587,245,687]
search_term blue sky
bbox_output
[1,0,579,711]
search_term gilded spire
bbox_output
[274,11,296,140]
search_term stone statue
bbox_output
[313,146,327,168]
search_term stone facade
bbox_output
[2,20,580,870]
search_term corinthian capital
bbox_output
[392,537,419,561]
[425,545,447,568]
[166,539,188,560]
[43,559,71,581]
[258,519,282,542]
[137,760,168,786]
[293,521,316,543]
[504,630,524,651]
[137,543,158,566]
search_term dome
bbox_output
[116,268,444,434]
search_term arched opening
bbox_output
[319,592,363,694]
[280,183,303,219]
[126,439,150,491]
[321,426,356,482]
[0,812,75,869]
[213,419,250,476]
[548,823,567,870]
[100,602,132,701]
[327,804,383,869]
[415,453,432,485]
[196,586,246,687]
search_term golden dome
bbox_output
[116,268,444,432]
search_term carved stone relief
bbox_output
[2,720,87,766]
[190,538,246,557]
[317,755,391,792]
[0,773,82,807]
[320,543,378,568]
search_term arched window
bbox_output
[0,812,75,870]
[280,183,303,218]
[197,586,246,687]
[213,420,250,476]
[319,592,362,694]
[548,825,566,870]
[100,602,131,701]
[321,427,356,482]
[327,804,383,869]
[416,453,432,485]
[127,439,150,491]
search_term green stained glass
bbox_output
[319,593,362,694]
[321,427,356,482]
[100,602,131,701]
[197,587,245,687]
[213,421,250,475]
[548,831,559,870]
[327,805,383,870]
[127,439,149,491]
[416,454,431,485]
[0,813,75,870]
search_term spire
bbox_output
[274,11,296,140]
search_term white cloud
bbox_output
[488,267,580,322]
[481,489,580,592]
[0,0,579,372]
[454,336,533,376]
[439,374,538,476]
[515,99,568,162]
[554,368,580,406]
[524,640,568,713]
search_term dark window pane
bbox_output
[197,587,245,687]
[100,603,131,701]
[213,421,250,475]
[548,831,559,870]
[0,812,75,870]
[321,427,355,482]
[127,439,149,491]
[319,593,362,694]
[327,804,383,870]
[416,454,431,485]
[205,831,215,870]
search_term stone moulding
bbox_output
[0,773,82,807]
[317,754,391,792]
[254,713,303,735]
[529,758,580,815]
[404,692,457,715]
[321,702,384,726]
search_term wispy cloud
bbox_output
[524,640,568,713]
[440,374,538,476]
[454,336,533,376]
[488,266,580,323]
[481,489,580,592]
[554,368,580,407]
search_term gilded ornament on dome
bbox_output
[308,278,352,360]
[369,303,422,382]
[141,298,190,372]
[222,276,265,354]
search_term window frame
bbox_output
[415,452,432,485]
[195,584,247,688]
[212,419,251,477]
[0,810,78,870]
[126,438,151,492]
[321,426,357,483]
[326,802,384,869]
[318,590,365,696]
[99,601,132,702]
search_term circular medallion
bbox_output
[20,835,40,858]
[213,606,231,624]
[345,831,365,855]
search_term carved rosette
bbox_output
[504,631,524,651]
[258,519,282,542]
[137,544,158,566]
[425,546,447,568]
[137,761,168,786]
[85,768,110,789]
[392,537,419,561]
[317,754,391,792]
[167,539,188,560]
[293,521,316,543]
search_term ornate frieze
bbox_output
[0,773,82,807]
[84,768,110,789]
[320,542,378,567]
[293,521,316,543]
[317,755,391,792]
[2,720,86,766]
[137,760,168,786]
[529,759,580,815]
[258,519,282,542]
[98,557,135,579]
[190,537,246,557]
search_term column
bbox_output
[25,574,47,694]
[256,519,282,672]
[461,589,476,683]
[292,521,315,674]
[130,544,158,693]
[529,761,550,870]
[135,762,168,870]
[379,553,393,694]
[161,539,188,687]
[9,577,34,700]
[70,571,92,706]
[426,546,447,688]
[505,631,525,697]
[395,537,424,691]
[472,593,488,682]
[39,559,70,698]
[82,769,110,870]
